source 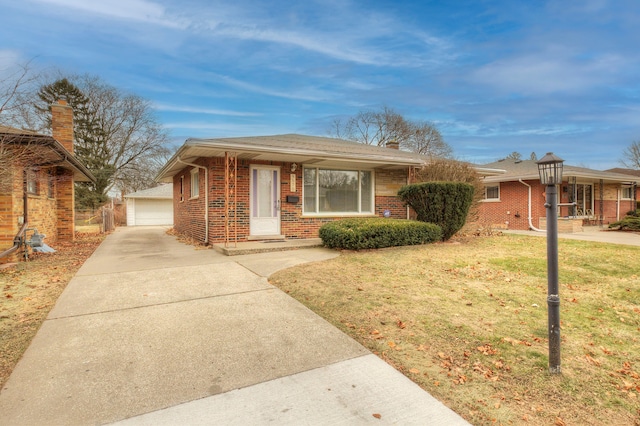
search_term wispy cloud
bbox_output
[153,103,261,117]
[31,0,188,28]
[211,73,334,102]
[472,51,626,95]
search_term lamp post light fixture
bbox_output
[536,152,564,374]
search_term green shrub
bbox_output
[397,181,474,240]
[319,218,442,250]
[609,216,640,231]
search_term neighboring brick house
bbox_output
[477,158,638,232]
[156,134,430,245]
[0,100,95,262]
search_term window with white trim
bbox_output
[303,167,373,214]
[190,168,199,199]
[621,185,633,200]
[484,184,500,200]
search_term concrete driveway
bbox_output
[0,226,468,425]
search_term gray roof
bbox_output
[124,184,172,199]
[0,125,95,183]
[481,158,639,184]
[156,134,431,182]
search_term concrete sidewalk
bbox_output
[0,226,468,425]
[503,225,640,246]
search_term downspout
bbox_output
[519,179,544,232]
[1,170,30,259]
[176,158,209,244]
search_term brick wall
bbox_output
[478,180,547,230]
[0,165,20,261]
[478,179,631,230]
[172,159,410,243]
[1,100,79,263]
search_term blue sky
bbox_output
[1,0,639,169]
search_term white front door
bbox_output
[250,165,281,236]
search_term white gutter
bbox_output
[177,157,209,244]
[519,179,545,232]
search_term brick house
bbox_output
[0,100,95,262]
[477,158,638,232]
[156,135,429,245]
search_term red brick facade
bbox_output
[172,158,410,243]
[478,179,636,230]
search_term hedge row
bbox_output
[319,218,442,250]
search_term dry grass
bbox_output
[0,232,105,389]
[270,234,640,426]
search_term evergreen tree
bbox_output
[36,79,110,209]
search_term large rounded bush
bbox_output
[398,181,474,240]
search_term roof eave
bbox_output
[156,140,424,182]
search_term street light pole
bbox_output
[545,182,561,374]
[537,152,564,375]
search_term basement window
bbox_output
[190,168,199,199]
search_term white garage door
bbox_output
[133,199,173,226]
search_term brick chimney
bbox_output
[51,98,76,242]
[51,98,74,153]
[386,140,400,150]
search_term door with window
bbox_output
[575,183,593,214]
[250,165,281,236]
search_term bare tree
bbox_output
[0,61,45,194]
[329,106,452,158]
[501,152,522,161]
[15,73,170,208]
[621,141,640,169]
[0,60,40,126]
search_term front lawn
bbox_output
[269,234,640,426]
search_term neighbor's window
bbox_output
[303,167,373,214]
[621,185,633,200]
[47,169,55,198]
[190,168,199,199]
[179,175,184,202]
[26,169,38,194]
[484,185,500,200]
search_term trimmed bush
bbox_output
[609,216,640,231]
[398,181,474,240]
[319,218,442,250]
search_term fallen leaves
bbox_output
[476,344,498,356]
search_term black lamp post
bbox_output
[536,152,564,374]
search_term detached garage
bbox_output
[124,184,173,226]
